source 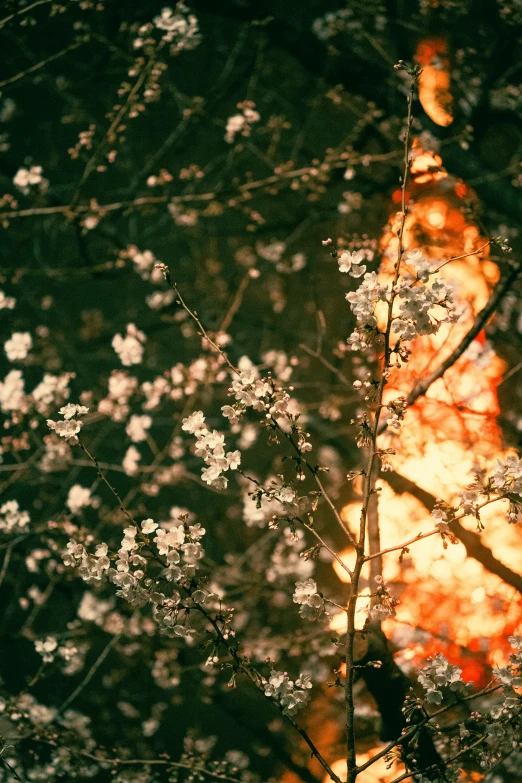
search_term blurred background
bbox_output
[1,1,522,781]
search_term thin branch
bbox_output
[404,257,522,409]
[299,343,353,388]
[384,471,522,594]
[74,441,339,783]
[355,683,502,774]
[0,150,402,222]
[68,57,155,210]
[78,441,138,526]
[57,634,121,715]
[0,40,87,89]
[0,0,52,29]
[344,68,419,783]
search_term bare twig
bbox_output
[57,634,121,715]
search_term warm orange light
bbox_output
[426,201,447,228]
[324,750,405,783]
[415,38,453,127]
[339,132,522,675]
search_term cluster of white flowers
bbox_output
[405,248,435,282]
[392,275,460,342]
[13,165,48,195]
[66,485,92,514]
[0,369,25,413]
[346,272,389,351]
[222,369,299,438]
[125,245,164,282]
[385,396,407,431]
[311,7,383,41]
[98,370,138,421]
[225,102,260,144]
[0,290,16,309]
[0,499,30,533]
[77,592,114,625]
[142,373,172,409]
[262,349,295,382]
[34,635,58,663]
[338,191,363,215]
[458,488,482,516]
[152,4,201,52]
[146,289,176,310]
[263,670,312,714]
[63,514,206,627]
[126,414,152,442]
[293,578,326,620]
[494,635,522,687]
[338,249,367,278]
[63,539,112,584]
[241,479,297,528]
[4,331,32,362]
[182,411,240,489]
[266,527,314,583]
[122,445,141,476]
[34,636,80,667]
[256,241,286,263]
[492,454,522,494]
[417,653,470,705]
[112,324,146,366]
[47,403,89,444]
[242,483,281,528]
[430,505,450,531]
[344,249,461,351]
[32,372,73,412]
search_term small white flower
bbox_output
[338,249,366,277]
[59,403,89,420]
[181,410,206,434]
[142,518,158,534]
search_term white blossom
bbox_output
[5,332,32,362]
[417,653,469,705]
[47,418,83,441]
[338,249,367,278]
[0,291,16,309]
[112,324,146,366]
[122,445,141,476]
[34,636,58,663]
[126,414,152,442]
[13,165,47,194]
[66,485,92,514]
[225,104,260,144]
[59,403,89,420]
[0,500,30,532]
[293,578,326,620]
[263,670,311,714]
[492,454,522,495]
[142,518,158,534]
[0,370,25,412]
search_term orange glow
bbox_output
[416,38,453,127]
[335,134,522,682]
[324,751,405,783]
[374,135,521,670]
